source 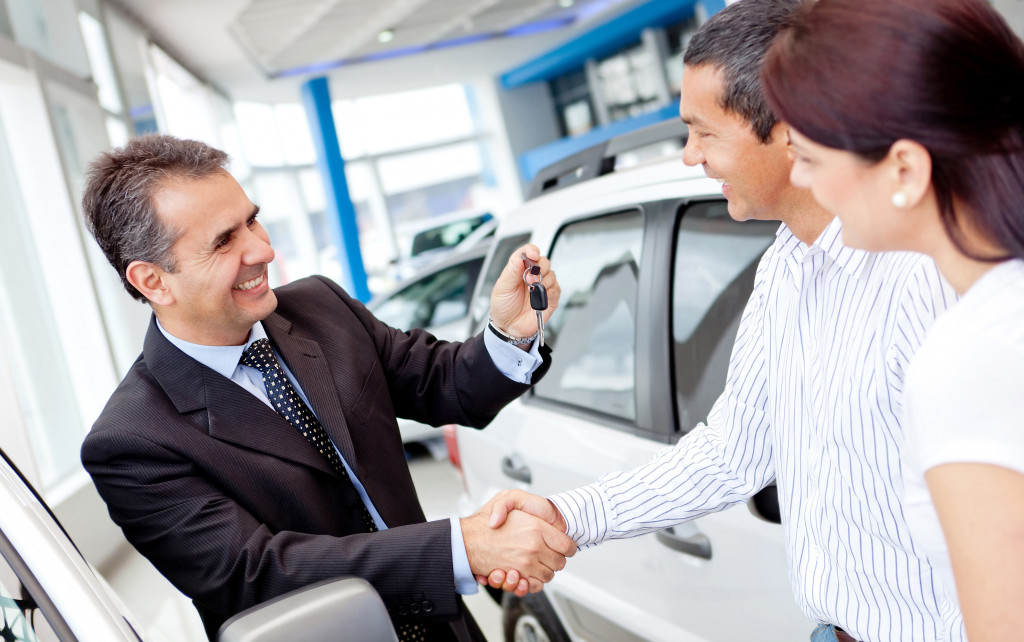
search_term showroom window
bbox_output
[78,11,129,147]
[5,0,90,78]
[549,68,595,138]
[0,3,165,493]
[671,200,775,431]
[103,5,159,136]
[0,107,86,490]
[234,83,501,295]
[533,211,644,421]
[594,41,665,123]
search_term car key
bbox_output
[521,254,547,347]
[530,279,547,347]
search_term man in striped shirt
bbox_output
[484,1,963,640]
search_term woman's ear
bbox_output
[888,139,933,210]
[126,260,174,306]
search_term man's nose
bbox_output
[682,136,703,167]
[242,225,275,264]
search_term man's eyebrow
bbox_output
[681,114,713,134]
[210,205,260,249]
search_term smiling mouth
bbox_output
[234,275,264,291]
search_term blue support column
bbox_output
[301,76,371,302]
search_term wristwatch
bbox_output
[487,315,538,346]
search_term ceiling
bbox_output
[114,0,639,102]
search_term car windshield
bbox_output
[409,214,492,257]
[374,257,484,330]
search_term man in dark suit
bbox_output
[80,135,574,641]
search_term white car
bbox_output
[450,121,810,641]
[0,448,397,642]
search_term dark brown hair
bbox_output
[762,0,1024,260]
[82,135,229,301]
[684,0,808,143]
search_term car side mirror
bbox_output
[217,577,398,642]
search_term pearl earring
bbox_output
[891,192,909,209]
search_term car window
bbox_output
[671,200,776,431]
[409,213,492,257]
[374,257,484,330]
[0,559,58,641]
[471,233,532,328]
[533,210,644,421]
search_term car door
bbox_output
[460,199,809,640]
[0,449,143,642]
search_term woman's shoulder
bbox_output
[908,270,1024,413]
[948,259,1024,342]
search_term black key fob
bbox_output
[530,282,548,311]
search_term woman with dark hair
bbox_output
[761,0,1024,639]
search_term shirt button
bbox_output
[422,600,433,613]
[410,603,421,614]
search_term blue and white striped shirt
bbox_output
[549,218,964,642]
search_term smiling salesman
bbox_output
[79,134,575,642]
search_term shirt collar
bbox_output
[776,217,870,279]
[156,320,268,380]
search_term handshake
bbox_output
[460,489,572,597]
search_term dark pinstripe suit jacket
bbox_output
[82,275,549,640]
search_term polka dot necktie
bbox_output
[240,340,432,641]
[240,339,377,532]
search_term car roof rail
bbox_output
[527,119,687,200]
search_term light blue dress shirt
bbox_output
[157,319,542,594]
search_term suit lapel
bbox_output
[263,313,360,476]
[204,375,337,477]
[143,316,336,477]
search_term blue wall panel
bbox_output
[519,100,680,181]
[502,0,698,88]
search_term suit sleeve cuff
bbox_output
[483,326,543,384]
[450,517,479,595]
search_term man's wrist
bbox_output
[451,517,479,595]
[487,314,537,347]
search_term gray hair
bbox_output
[82,135,229,301]
[684,0,809,143]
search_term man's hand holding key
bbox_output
[489,244,559,351]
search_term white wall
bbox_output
[992,0,1024,36]
[480,78,562,196]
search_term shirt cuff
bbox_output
[548,485,608,550]
[450,517,479,595]
[483,325,543,384]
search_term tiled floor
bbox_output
[102,444,503,641]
